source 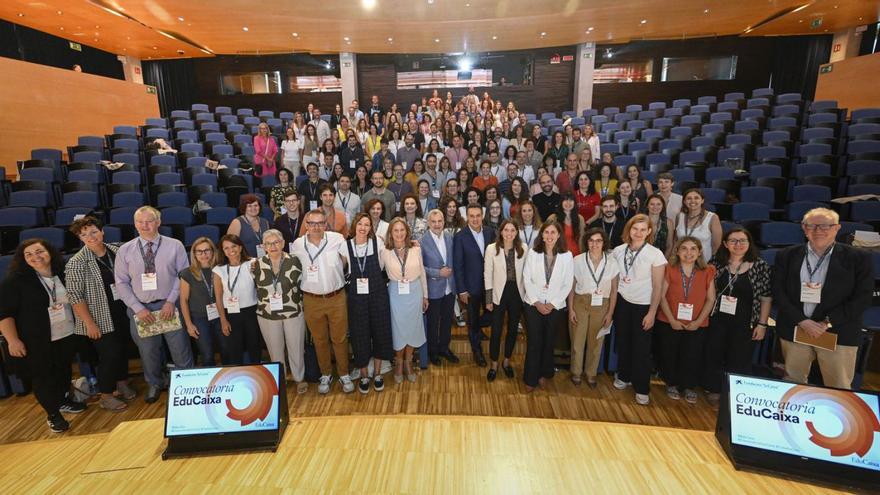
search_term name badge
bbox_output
[402,161,408,169]
[349,159,356,169]
[357,278,370,294]
[48,304,67,324]
[621,276,632,285]
[677,302,694,321]
[309,200,318,211]
[141,273,158,291]
[431,190,440,199]
[540,284,549,300]
[456,162,461,170]
[226,296,241,314]
[289,242,295,253]
[719,296,737,315]
[110,283,120,301]
[256,244,266,258]
[307,265,319,282]
[591,290,603,307]
[269,293,284,312]
[206,303,220,321]
[394,202,401,213]
[398,279,410,295]
[556,160,561,168]
[800,282,822,304]
[280,206,288,215]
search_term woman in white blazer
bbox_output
[521,219,574,392]
[484,219,527,382]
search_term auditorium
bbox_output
[0,1,879,492]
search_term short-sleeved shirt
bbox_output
[213,260,258,308]
[611,243,667,305]
[573,252,620,296]
[179,268,216,318]
[657,264,716,326]
[290,232,349,294]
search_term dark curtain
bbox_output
[770,35,832,100]
[0,19,123,79]
[142,59,196,118]
[858,23,879,56]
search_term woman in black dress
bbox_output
[346,213,395,394]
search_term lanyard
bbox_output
[305,235,328,265]
[680,265,697,302]
[586,254,607,289]
[202,269,215,303]
[522,226,535,246]
[352,240,369,276]
[684,212,705,238]
[244,216,264,240]
[227,264,243,293]
[339,192,350,209]
[269,259,284,295]
[137,237,162,272]
[603,219,616,239]
[720,262,743,296]
[287,215,299,238]
[308,181,318,200]
[95,249,115,273]
[600,179,609,196]
[544,253,556,286]
[394,247,409,279]
[805,244,833,283]
[623,243,645,278]
[38,275,58,305]
[620,203,630,219]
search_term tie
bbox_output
[145,241,156,274]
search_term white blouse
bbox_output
[572,252,620,296]
[213,260,258,308]
[611,243,667,305]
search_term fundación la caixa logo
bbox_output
[205,366,279,427]
[779,386,880,458]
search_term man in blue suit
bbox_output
[453,204,496,366]
[422,209,459,366]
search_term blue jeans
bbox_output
[191,316,223,366]
[127,301,194,388]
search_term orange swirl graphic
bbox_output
[207,366,279,426]
[779,386,880,458]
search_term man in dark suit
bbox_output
[422,209,459,366]
[772,208,874,390]
[453,204,496,366]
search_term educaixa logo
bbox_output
[205,366,278,427]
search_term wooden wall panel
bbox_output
[0,57,158,168]
[814,52,880,116]
[356,48,576,115]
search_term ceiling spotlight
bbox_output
[57,10,63,15]
[59,27,64,31]
[604,48,613,59]
[458,57,473,71]
[465,2,470,6]
[95,25,100,29]
[152,46,158,50]
[387,37,393,41]
[588,26,594,31]
[434,38,440,43]
[704,9,709,14]
[242,26,249,31]
[427,0,434,4]
[94,38,98,41]
[492,35,497,40]
[640,19,647,24]
[178,17,184,21]
[540,32,546,37]
[362,0,376,8]
[292,32,299,37]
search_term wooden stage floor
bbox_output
[0,415,853,494]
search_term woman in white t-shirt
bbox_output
[568,227,619,388]
[214,235,261,365]
[610,214,667,406]
[280,127,304,178]
[673,188,722,263]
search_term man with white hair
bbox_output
[772,207,874,390]
[114,206,193,403]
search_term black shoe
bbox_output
[59,400,86,414]
[442,350,460,364]
[503,364,515,379]
[47,413,69,433]
[487,369,497,382]
[474,352,487,367]
[145,385,162,404]
[430,355,442,366]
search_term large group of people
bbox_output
[0,90,874,433]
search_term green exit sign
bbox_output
[69,41,82,51]
[146,85,157,94]
[820,64,833,74]
[810,18,823,29]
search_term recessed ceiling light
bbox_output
[799,19,803,23]
[126,36,131,40]
[96,25,100,28]
[242,26,249,31]
[640,19,647,24]
[540,32,546,36]
[292,32,299,37]
[343,36,350,41]
[17,13,24,17]
[152,46,158,50]
[387,37,393,41]
[833,5,838,8]
[362,0,376,8]
[492,35,497,40]
[465,2,470,6]
[588,26,594,31]
[59,27,64,31]
[703,9,709,14]
[427,0,434,4]
[434,38,440,42]
[94,38,98,41]
[57,10,63,15]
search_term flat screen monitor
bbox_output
[716,373,879,490]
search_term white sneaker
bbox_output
[349,368,361,380]
[379,360,393,375]
[318,375,333,394]
[613,376,630,390]
[635,393,650,406]
[340,375,355,394]
[666,386,681,400]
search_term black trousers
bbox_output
[703,317,755,393]
[523,305,561,387]
[656,322,705,390]
[225,306,263,365]
[466,293,487,355]
[92,329,130,394]
[490,281,522,361]
[31,335,78,416]
[426,293,455,358]
[613,295,653,395]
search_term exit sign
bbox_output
[146,85,157,94]
[820,64,833,74]
[810,18,823,29]
[69,42,82,51]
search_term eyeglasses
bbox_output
[802,223,838,231]
[726,239,749,245]
[306,221,325,227]
[194,248,213,254]
[284,198,299,203]
[264,240,283,247]
[24,249,48,258]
